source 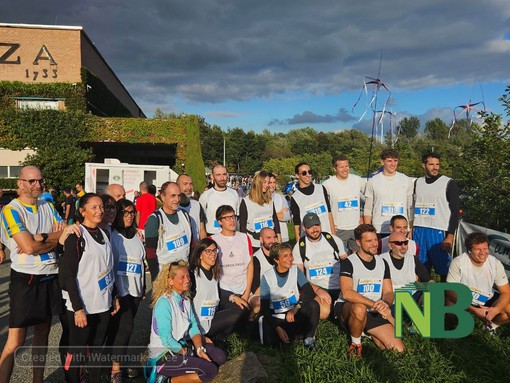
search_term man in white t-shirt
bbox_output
[199,165,240,235]
[447,232,510,329]
[363,149,413,236]
[323,155,366,253]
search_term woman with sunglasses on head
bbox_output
[99,194,117,238]
[146,261,226,383]
[239,170,281,252]
[105,199,146,383]
[59,193,120,383]
[189,238,241,345]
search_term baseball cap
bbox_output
[303,212,321,229]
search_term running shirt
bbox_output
[291,184,333,235]
[199,187,240,234]
[212,232,252,294]
[365,172,413,234]
[111,229,145,298]
[62,226,114,314]
[154,209,192,267]
[254,248,274,277]
[240,197,277,248]
[414,175,451,231]
[323,174,366,231]
[1,198,62,275]
[292,234,345,290]
[192,268,220,334]
[263,266,300,316]
[338,253,389,303]
[447,252,508,306]
[380,252,417,290]
[272,192,290,242]
[148,292,200,359]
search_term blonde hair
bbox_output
[248,170,271,205]
[151,260,190,307]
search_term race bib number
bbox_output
[305,202,327,216]
[272,292,298,313]
[213,220,221,229]
[357,278,382,298]
[254,216,273,232]
[309,262,333,278]
[414,203,436,217]
[98,269,114,293]
[338,198,359,211]
[165,233,189,252]
[381,202,404,216]
[200,299,220,320]
[39,252,57,265]
[117,259,142,276]
[470,287,492,306]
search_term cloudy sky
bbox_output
[3,0,510,134]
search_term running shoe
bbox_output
[349,343,362,359]
[303,337,316,350]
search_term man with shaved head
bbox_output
[380,231,433,296]
[199,165,240,235]
[0,166,65,383]
[106,183,126,201]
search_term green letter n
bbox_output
[395,290,430,338]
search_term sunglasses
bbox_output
[122,210,135,216]
[300,170,312,176]
[389,240,409,246]
[19,178,45,186]
[104,205,117,212]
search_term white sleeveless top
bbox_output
[254,248,274,277]
[199,187,239,234]
[263,265,300,315]
[380,252,417,290]
[242,196,275,248]
[155,209,192,266]
[63,226,114,314]
[272,192,290,242]
[111,230,145,298]
[148,293,193,359]
[192,269,220,334]
[414,175,451,231]
[292,185,332,235]
[338,253,385,302]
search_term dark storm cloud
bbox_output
[269,108,356,125]
[3,0,510,112]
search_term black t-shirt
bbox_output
[65,195,76,220]
[340,254,391,279]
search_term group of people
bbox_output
[1,148,510,383]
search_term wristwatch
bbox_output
[41,233,49,243]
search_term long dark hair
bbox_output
[112,198,138,238]
[189,238,221,280]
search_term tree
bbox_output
[424,118,449,141]
[397,116,420,139]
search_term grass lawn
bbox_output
[226,222,510,382]
[224,320,510,383]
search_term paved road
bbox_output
[0,259,152,383]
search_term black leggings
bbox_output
[262,299,320,346]
[209,289,249,342]
[105,294,141,364]
[64,310,111,383]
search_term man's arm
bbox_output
[363,180,374,224]
[242,259,254,303]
